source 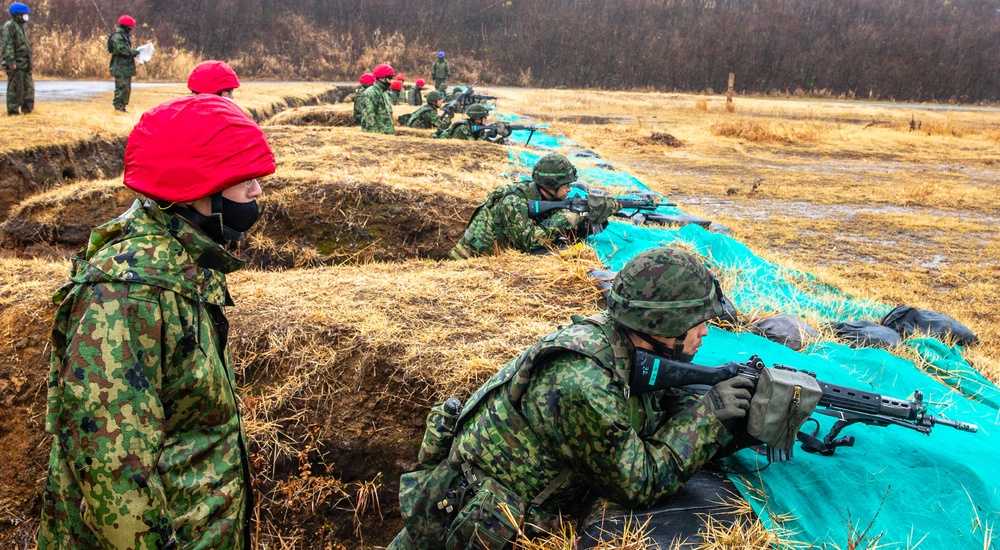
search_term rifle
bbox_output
[526,195,677,219]
[468,93,498,104]
[471,123,541,145]
[442,82,478,117]
[630,352,979,456]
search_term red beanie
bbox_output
[390,80,403,92]
[187,60,241,94]
[118,14,135,27]
[124,95,275,203]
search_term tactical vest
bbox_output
[405,104,434,127]
[450,313,641,507]
[450,182,536,258]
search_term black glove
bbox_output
[586,194,622,225]
[701,376,754,421]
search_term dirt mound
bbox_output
[0,252,603,546]
[0,138,127,221]
[266,105,356,127]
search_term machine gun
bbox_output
[526,195,677,219]
[630,352,979,456]
[442,83,478,117]
[467,93,498,105]
[470,123,541,145]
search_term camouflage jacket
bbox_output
[108,28,138,77]
[406,103,449,130]
[38,199,252,550]
[452,314,732,519]
[352,85,370,125]
[1,17,30,69]
[439,119,487,141]
[407,87,422,106]
[448,181,582,258]
[430,59,451,80]
[360,80,395,134]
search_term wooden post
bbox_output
[726,73,735,112]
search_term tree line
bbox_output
[34,0,1000,102]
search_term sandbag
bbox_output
[747,315,819,351]
[881,305,978,346]
[827,320,902,349]
[578,463,746,549]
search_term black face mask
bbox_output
[219,196,258,233]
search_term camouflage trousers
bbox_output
[113,76,132,111]
[5,69,33,115]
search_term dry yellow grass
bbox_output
[0,83,338,153]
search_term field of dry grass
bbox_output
[0,85,997,549]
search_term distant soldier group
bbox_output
[3,3,150,114]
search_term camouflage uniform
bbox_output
[406,103,449,130]
[447,180,582,259]
[351,85,370,125]
[2,14,32,115]
[109,27,139,111]
[431,58,451,90]
[407,86,422,106]
[438,119,489,141]
[38,199,253,549]
[389,313,734,548]
[360,80,395,134]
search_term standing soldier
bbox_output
[407,78,426,106]
[108,14,139,112]
[389,78,404,104]
[389,247,751,548]
[2,2,32,115]
[37,94,275,549]
[404,90,450,130]
[352,72,374,125]
[360,63,396,134]
[431,50,451,90]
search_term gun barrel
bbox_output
[928,415,979,433]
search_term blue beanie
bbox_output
[438,51,445,58]
[9,2,29,14]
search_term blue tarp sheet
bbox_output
[502,119,1000,548]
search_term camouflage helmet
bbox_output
[531,153,577,190]
[426,90,442,104]
[607,247,725,338]
[466,103,489,118]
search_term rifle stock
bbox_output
[630,351,978,455]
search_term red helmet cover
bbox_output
[359,73,375,86]
[187,60,240,94]
[415,78,426,87]
[373,64,395,79]
[124,95,275,203]
[118,14,135,27]
[390,80,403,91]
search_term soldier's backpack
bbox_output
[107,32,115,53]
[396,113,412,126]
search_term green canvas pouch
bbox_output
[747,367,822,460]
[446,476,526,550]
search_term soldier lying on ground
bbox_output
[448,153,621,258]
[436,103,496,140]
[390,247,755,548]
[399,90,451,130]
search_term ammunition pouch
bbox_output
[747,367,822,461]
[446,467,526,550]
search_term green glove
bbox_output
[701,376,755,421]
[586,194,623,225]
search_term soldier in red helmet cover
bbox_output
[37,94,274,549]
[188,59,240,97]
[108,14,139,111]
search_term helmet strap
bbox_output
[163,194,242,246]
[634,330,695,363]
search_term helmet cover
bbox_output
[531,153,577,190]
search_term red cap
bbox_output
[390,80,403,91]
[415,78,426,88]
[359,72,375,86]
[187,60,240,94]
[373,64,395,79]
[118,14,135,27]
[124,95,275,203]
